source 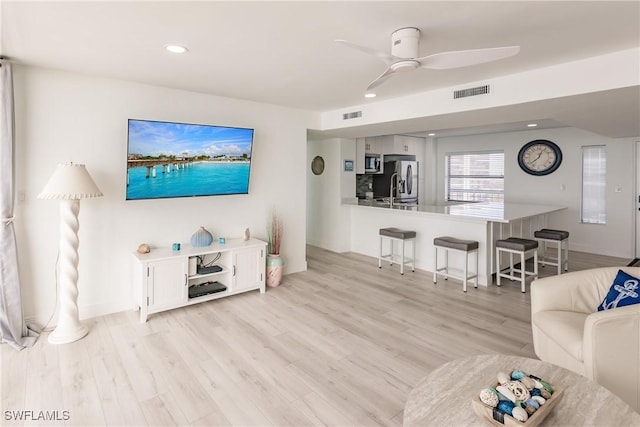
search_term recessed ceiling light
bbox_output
[165,44,188,54]
[428,133,436,136]
[364,93,376,98]
[527,123,538,127]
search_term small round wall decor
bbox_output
[518,139,563,176]
[311,155,325,175]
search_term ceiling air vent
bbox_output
[453,84,490,99]
[342,111,362,120]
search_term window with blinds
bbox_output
[445,151,504,202]
[581,145,606,224]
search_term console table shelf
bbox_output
[132,238,267,322]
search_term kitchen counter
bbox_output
[344,198,567,286]
[347,199,566,223]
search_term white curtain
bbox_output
[0,59,39,349]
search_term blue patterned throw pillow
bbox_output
[598,270,640,311]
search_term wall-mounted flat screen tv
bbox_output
[126,119,254,200]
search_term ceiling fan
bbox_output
[335,27,520,92]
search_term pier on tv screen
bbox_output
[126,119,254,200]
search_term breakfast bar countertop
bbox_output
[345,198,566,223]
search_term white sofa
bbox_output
[531,266,640,412]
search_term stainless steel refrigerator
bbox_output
[394,160,419,204]
[374,158,419,204]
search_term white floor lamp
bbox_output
[38,162,103,344]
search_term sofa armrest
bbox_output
[531,267,630,316]
[582,304,640,411]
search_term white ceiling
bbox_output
[2,1,639,137]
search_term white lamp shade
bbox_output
[38,162,103,200]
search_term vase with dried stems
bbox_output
[266,211,284,287]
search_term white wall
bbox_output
[306,138,355,252]
[435,127,635,258]
[14,65,315,324]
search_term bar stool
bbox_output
[534,228,569,275]
[496,237,539,293]
[379,227,416,275]
[433,236,479,292]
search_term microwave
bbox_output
[364,154,381,173]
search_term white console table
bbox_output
[132,238,267,322]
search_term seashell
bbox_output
[511,406,528,422]
[479,388,499,407]
[190,226,213,247]
[540,380,554,394]
[525,398,540,410]
[505,381,530,401]
[497,371,510,385]
[497,400,515,415]
[525,405,537,415]
[511,370,526,380]
[496,385,517,403]
[532,395,546,405]
[520,376,535,389]
[530,376,544,389]
[137,243,151,254]
[540,387,552,399]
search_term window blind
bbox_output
[446,151,504,202]
[581,145,606,224]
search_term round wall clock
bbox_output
[311,155,325,175]
[517,139,563,176]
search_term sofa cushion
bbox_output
[598,269,640,311]
[532,310,588,361]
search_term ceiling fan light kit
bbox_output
[336,27,520,92]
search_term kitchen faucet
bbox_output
[390,172,397,207]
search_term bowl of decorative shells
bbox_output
[471,369,562,426]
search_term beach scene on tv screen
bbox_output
[126,119,253,200]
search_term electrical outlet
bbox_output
[18,190,26,202]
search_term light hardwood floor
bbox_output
[1,247,631,426]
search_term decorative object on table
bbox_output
[190,226,213,247]
[37,162,103,344]
[311,155,325,175]
[517,139,563,176]
[243,227,250,241]
[471,368,562,426]
[172,243,181,251]
[266,210,283,287]
[137,243,151,254]
[344,159,354,172]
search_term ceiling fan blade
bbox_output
[366,67,396,91]
[418,46,520,70]
[335,39,397,65]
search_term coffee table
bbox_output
[403,354,640,426]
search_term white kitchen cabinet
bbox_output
[393,135,425,157]
[365,136,394,154]
[133,238,267,322]
[355,137,366,174]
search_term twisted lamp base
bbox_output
[48,199,88,344]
